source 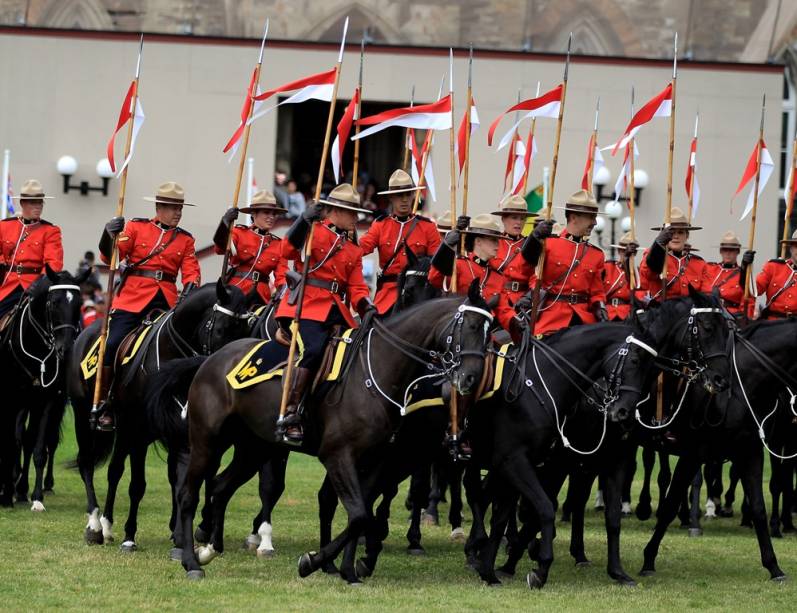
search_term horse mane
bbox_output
[384,294,464,328]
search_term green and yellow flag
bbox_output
[522,183,544,235]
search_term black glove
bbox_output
[624,242,638,258]
[514,292,533,312]
[443,229,461,248]
[593,301,609,322]
[358,297,378,317]
[655,226,674,248]
[302,202,325,222]
[532,219,554,241]
[222,208,238,227]
[510,315,530,342]
[742,250,755,267]
[105,216,125,237]
[455,215,470,231]
[178,282,196,304]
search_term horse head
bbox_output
[391,247,440,315]
[685,286,732,394]
[33,265,84,359]
[447,280,495,396]
[173,280,251,355]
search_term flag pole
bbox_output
[278,17,348,430]
[780,126,797,258]
[687,112,699,224]
[529,33,572,327]
[585,96,600,197]
[458,45,474,256]
[351,38,365,190]
[661,33,678,301]
[1,149,9,220]
[403,85,415,171]
[520,81,541,194]
[412,75,446,215]
[743,94,766,308]
[628,87,638,288]
[222,20,269,278]
[91,34,144,417]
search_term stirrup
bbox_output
[275,414,302,446]
[446,433,471,462]
[90,405,115,432]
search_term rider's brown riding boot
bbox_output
[93,366,115,432]
[281,367,312,445]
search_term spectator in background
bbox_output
[76,250,102,293]
[286,179,306,219]
[273,170,289,209]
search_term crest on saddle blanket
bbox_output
[80,314,164,380]
[225,329,356,390]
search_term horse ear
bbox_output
[404,244,418,267]
[467,278,481,304]
[687,283,704,304]
[216,277,232,303]
[45,264,58,283]
[75,266,92,285]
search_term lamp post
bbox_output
[56,155,113,196]
[604,200,623,259]
[593,165,648,208]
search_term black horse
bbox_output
[0,266,88,509]
[66,280,251,548]
[175,286,493,582]
[639,317,797,582]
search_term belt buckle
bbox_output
[154,270,163,281]
[611,298,620,307]
[251,271,261,282]
[15,265,23,274]
[510,281,520,292]
[330,280,340,295]
[568,294,577,304]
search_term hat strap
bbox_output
[154,196,185,205]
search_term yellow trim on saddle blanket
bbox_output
[225,334,306,390]
[120,314,163,366]
[325,328,354,381]
[80,336,102,380]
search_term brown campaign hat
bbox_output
[143,181,196,206]
[491,194,538,217]
[463,213,503,238]
[377,169,422,195]
[12,179,54,201]
[318,183,370,214]
[556,189,603,215]
[651,207,701,231]
[718,231,742,249]
[436,210,452,233]
[780,229,797,245]
[609,231,640,250]
[240,190,286,214]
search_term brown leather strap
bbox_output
[8,265,41,275]
[306,277,346,298]
[551,293,590,304]
[231,269,263,283]
[126,269,177,283]
[504,280,530,292]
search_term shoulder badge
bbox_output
[769,257,786,264]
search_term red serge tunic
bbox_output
[276,221,370,329]
[602,260,633,321]
[702,262,753,318]
[756,259,797,319]
[534,231,606,335]
[490,235,537,306]
[0,217,64,301]
[428,253,515,331]
[639,249,705,301]
[359,214,441,314]
[101,218,201,313]
[213,224,286,303]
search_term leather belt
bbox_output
[505,281,529,293]
[306,277,347,299]
[127,269,177,283]
[9,265,41,275]
[551,293,590,304]
[610,297,630,307]
[377,274,399,285]
[232,270,262,283]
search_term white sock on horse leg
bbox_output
[257,522,274,554]
[86,508,102,532]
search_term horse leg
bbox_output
[621,446,636,515]
[100,441,129,543]
[603,455,635,586]
[44,442,56,493]
[28,401,52,511]
[74,403,104,544]
[179,441,221,579]
[252,449,288,558]
[635,445,654,520]
[769,454,785,538]
[407,465,431,555]
[317,474,340,574]
[640,455,701,576]
[566,468,595,567]
[688,468,704,537]
[356,480,398,578]
[656,451,672,519]
[463,462,489,570]
[194,452,225,544]
[15,408,33,503]
[424,462,441,526]
[121,443,148,552]
[781,458,795,533]
[477,479,518,585]
[169,449,191,561]
[448,462,465,540]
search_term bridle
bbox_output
[197,302,253,355]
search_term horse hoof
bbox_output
[355,558,373,579]
[244,534,260,551]
[495,567,515,579]
[688,528,703,538]
[635,504,652,521]
[615,576,637,587]
[30,501,45,512]
[186,569,205,581]
[84,529,104,545]
[194,527,210,544]
[771,528,783,539]
[526,571,544,590]
[120,540,138,553]
[484,578,502,588]
[575,559,592,568]
[346,578,364,586]
[298,552,318,578]
[772,574,787,583]
[421,512,439,527]
[0,495,13,508]
[197,544,220,566]
[321,561,340,575]
[449,527,466,542]
[407,545,426,556]
[639,568,655,577]
[169,547,183,562]
[43,488,54,495]
[256,548,275,559]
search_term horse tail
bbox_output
[144,356,208,450]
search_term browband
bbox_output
[458,304,494,322]
[625,335,658,357]
[48,284,81,292]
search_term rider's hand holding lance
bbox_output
[212,208,240,254]
[431,215,470,276]
[646,226,675,274]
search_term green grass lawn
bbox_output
[1,411,795,611]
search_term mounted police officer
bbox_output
[0,180,63,318]
[92,181,201,430]
[213,190,287,305]
[603,231,639,321]
[276,183,375,444]
[520,189,608,336]
[756,229,797,319]
[640,207,705,302]
[702,231,754,319]
[490,194,538,307]
[359,169,441,315]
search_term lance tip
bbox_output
[338,16,349,63]
[258,18,269,63]
[564,33,573,80]
[135,33,143,78]
[448,48,454,93]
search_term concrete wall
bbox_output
[0,29,783,283]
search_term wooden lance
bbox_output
[529,33,573,327]
[221,20,270,279]
[351,38,365,190]
[458,45,474,258]
[91,34,144,416]
[627,88,639,289]
[585,95,600,197]
[660,33,678,301]
[743,94,767,311]
[780,126,797,258]
[277,17,348,430]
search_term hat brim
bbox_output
[649,224,701,231]
[490,208,538,217]
[608,242,640,249]
[463,228,504,238]
[317,198,370,214]
[377,186,423,195]
[780,239,797,245]
[239,204,287,214]
[143,197,197,207]
[717,243,742,249]
[12,195,54,200]
[555,205,605,215]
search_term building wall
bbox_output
[0,29,782,283]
